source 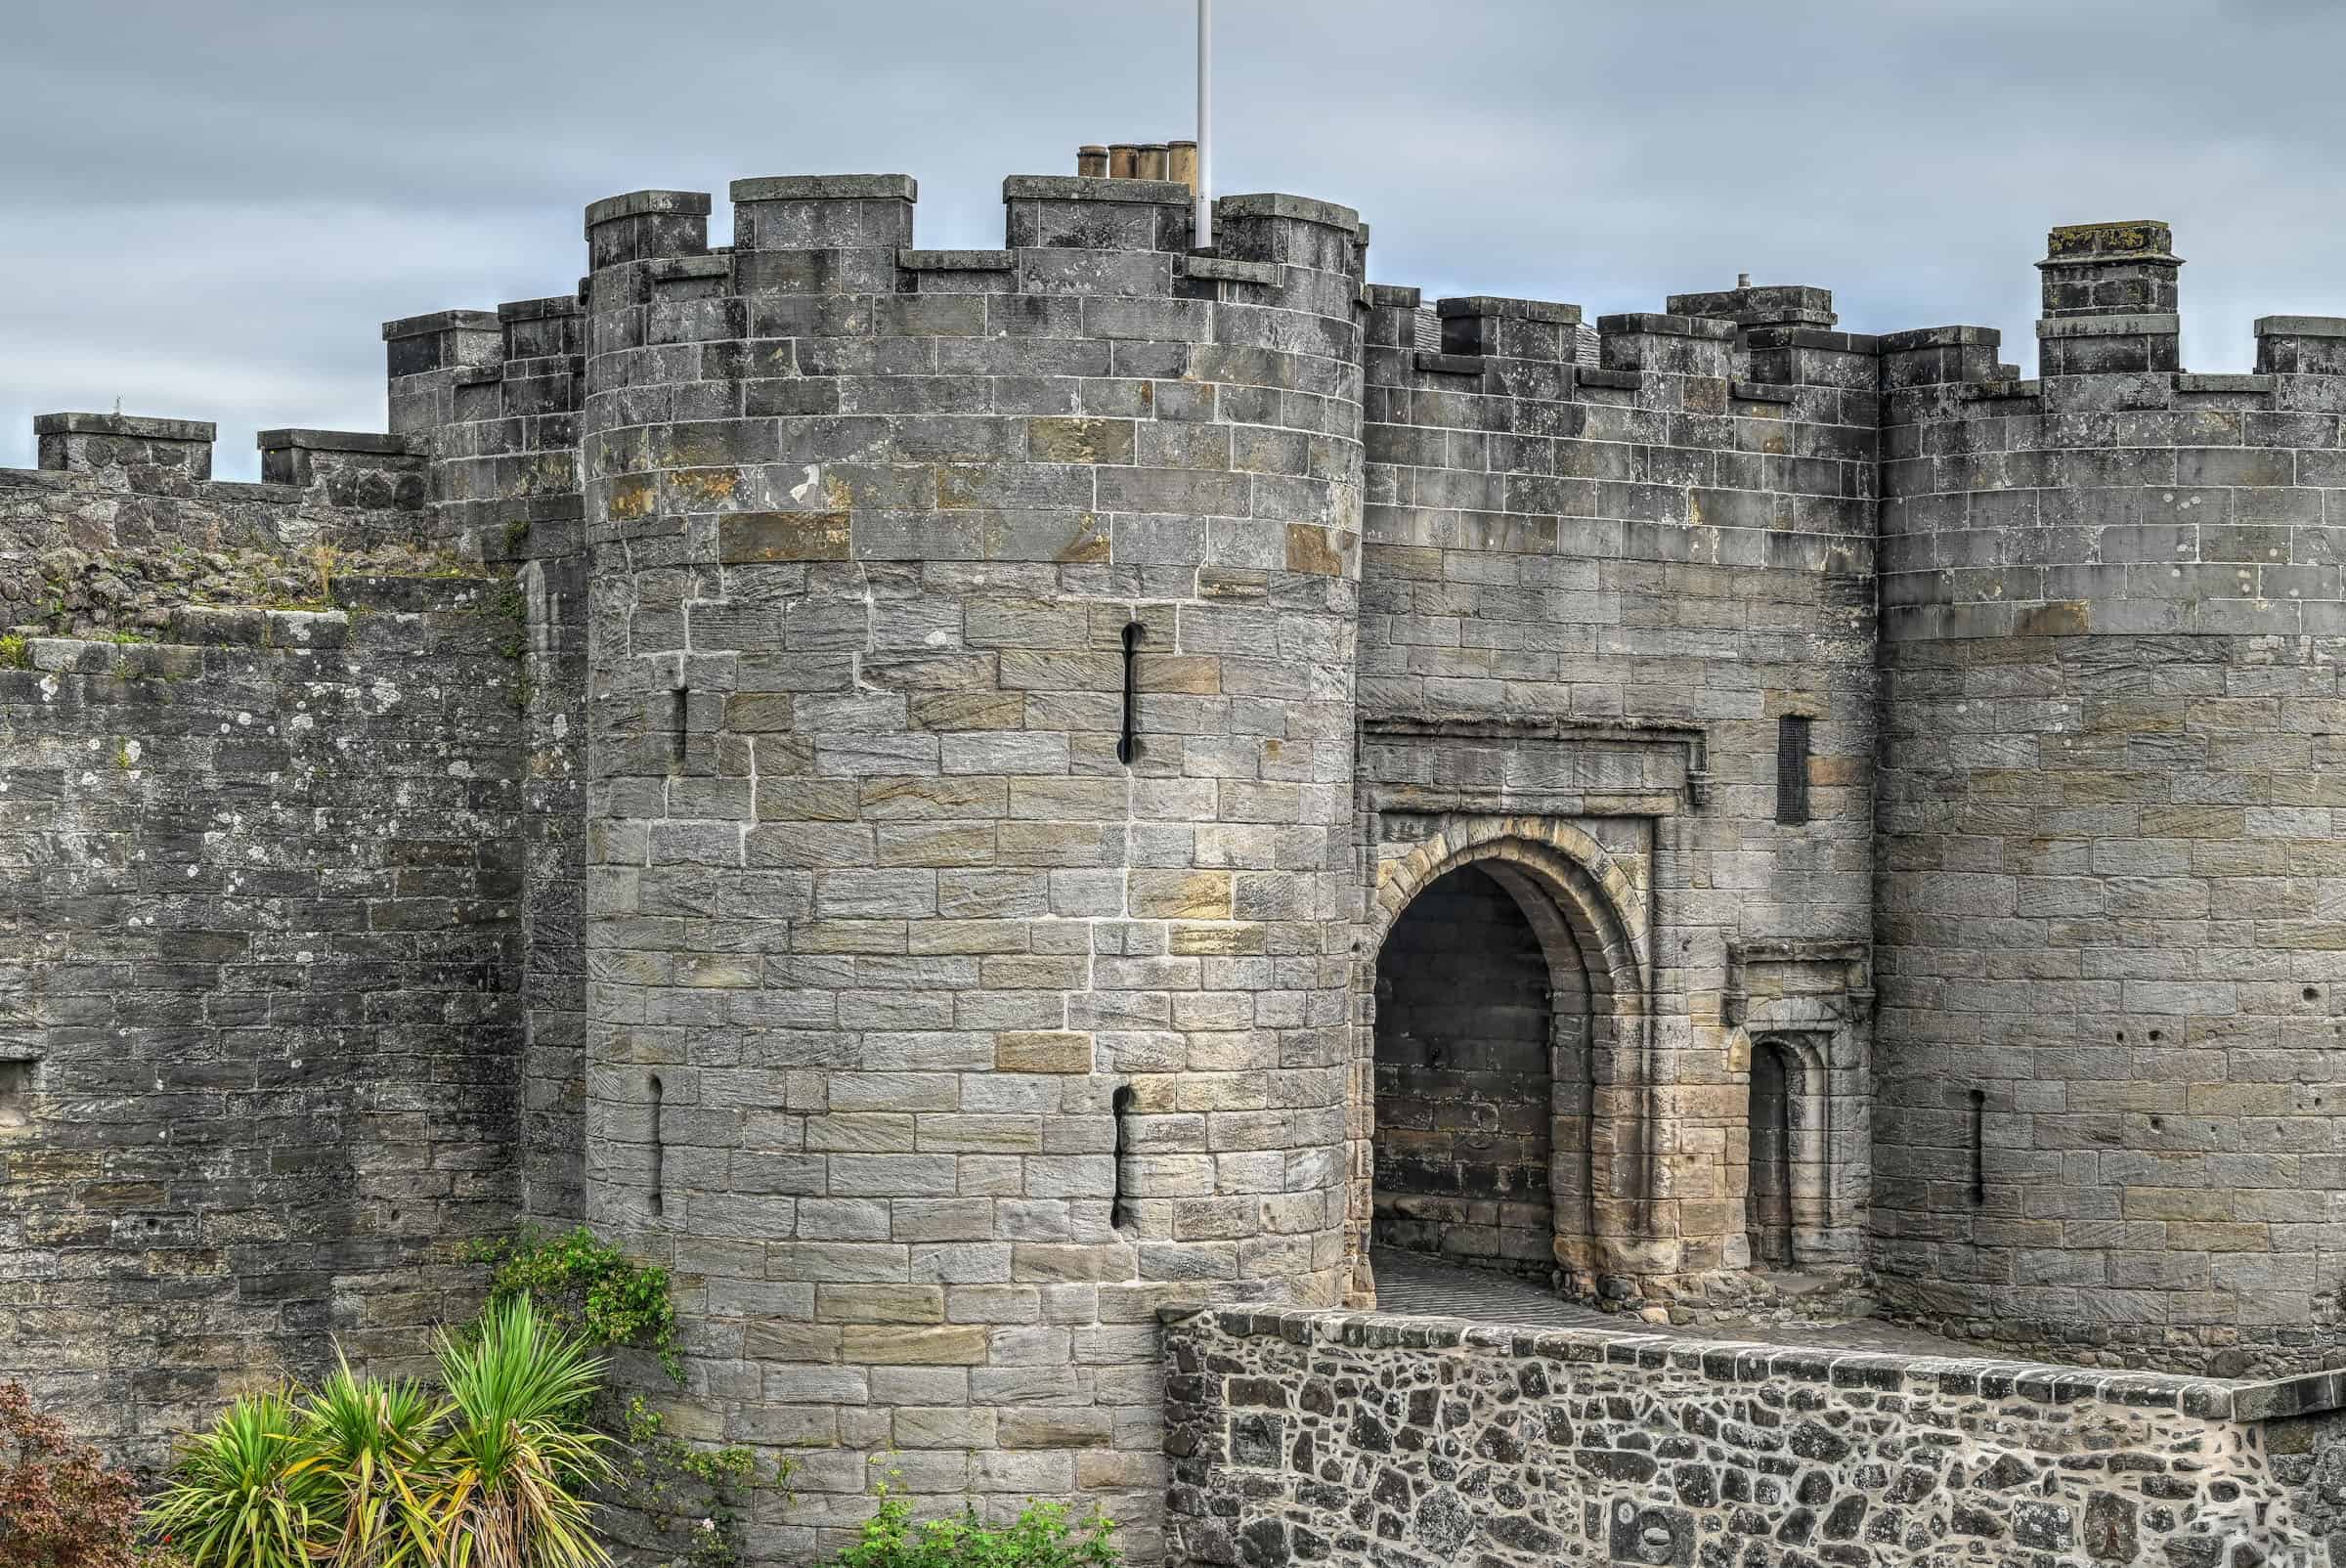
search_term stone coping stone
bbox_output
[899,249,1016,273]
[2045,219,2176,258]
[328,573,506,614]
[2257,315,2346,338]
[159,607,352,649]
[200,480,301,504]
[1365,283,1422,309]
[17,640,203,678]
[1217,193,1362,233]
[1877,325,2001,352]
[649,254,731,283]
[1743,326,1881,354]
[1412,352,1485,377]
[1955,378,2044,402]
[1439,295,1583,326]
[1001,175,1189,205]
[585,190,713,230]
[1728,380,1798,405]
[1598,311,1736,341]
[1667,283,1838,326]
[1160,1303,2346,1422]
[2177,372,2274,394]
[2037,312,2181,339]
[254,429,412,456]
[33,412,215,442]
[1182,255,1282,286]
[498,295,581,322]
[382,309,500,341]
[1576,368,1643,391]
[732,175,915,203]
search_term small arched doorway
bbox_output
[1370,862,1593,1282]
[1747,1039,1795,1268]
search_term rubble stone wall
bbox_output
[0,461,529,1470]
[1163,1304,2343,1568]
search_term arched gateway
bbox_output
[1351,819,1652,1303]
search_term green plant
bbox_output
[833,1466,1120,1568]
[468,1228,683,1381]
[467,1230,804,1567]
[147,1392,330,1568]
[492,581,529,660]
[0,633,27,669]
[0,1379,145,1568]
[614,1399,796,1568]
[288,1354,437,1568]
[426,1295,616,1568]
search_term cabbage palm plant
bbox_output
[147,1391,329,1568]
[425,1295,615,1568]
[291,1355,438,1567]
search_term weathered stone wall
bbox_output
[1163,1304,2343,1567]
[1354,283,1881,1302]
[1874,223,2346,1374]
[385,301,592,1226]
[1371,863,1559,1277]
[570,174,1365,1558]
[0,511,528,1470]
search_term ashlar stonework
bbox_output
[6,155,2346,1563]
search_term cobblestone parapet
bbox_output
[1163,1302,2345,1566]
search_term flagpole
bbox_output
[1196,0,1213,248]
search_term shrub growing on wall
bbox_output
[144,1298,612,1568]
[0,1380,147,1568]
[836,1469,1121,1568]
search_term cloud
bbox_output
[5,0,2345,476]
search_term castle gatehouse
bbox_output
[9,153,2346,1561]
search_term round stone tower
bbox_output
[1875,221,2346,1376]
[576,173,1366,1551]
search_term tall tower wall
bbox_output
[1353,283,1881,1300]
[575,172,1365,1553]
[1874,222,2346,1374]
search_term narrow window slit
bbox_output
[0,1059,31,1131]
[1775,715,1811,824]
[670,685,689,769]
[1969,1088,1986,1205]
[648,1073,666,1218]
[1110,1084,1137,1229]
[1117,622,1144,765]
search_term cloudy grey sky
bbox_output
[5,0,2342,478]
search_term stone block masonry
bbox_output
[574,170,1366,1559]
[14,148,2346,1566]
[0,571,532,1474]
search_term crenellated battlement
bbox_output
[25,164,2346,1563]
[1877,224,2346,640]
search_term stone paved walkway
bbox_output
[1369,1250,1977,1358]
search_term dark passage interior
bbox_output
[1747,1039,1795,1268]
[1372,863,1556,1277]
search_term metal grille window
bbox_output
[1776,715,1812,825]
